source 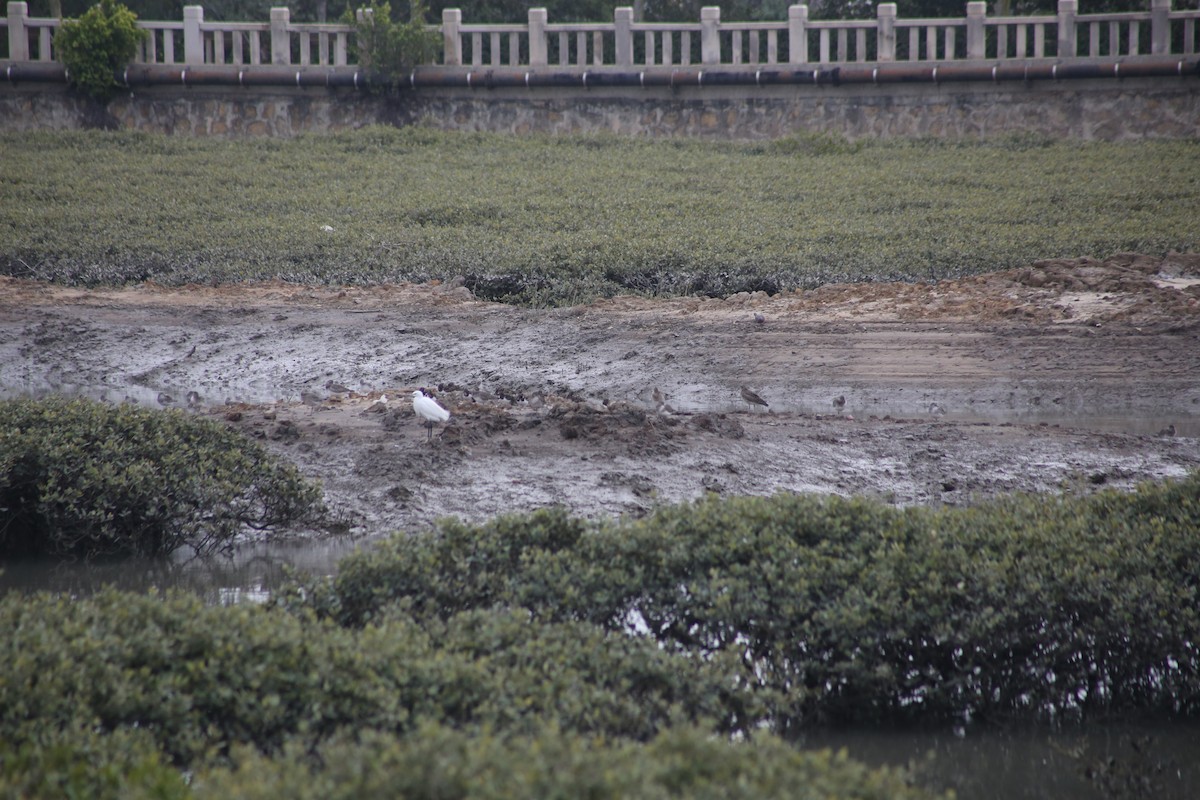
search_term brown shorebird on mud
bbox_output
[740,386,769,411]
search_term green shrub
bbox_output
[285,474,1200,727]
[194,724,943,800]
[349,1,440,89]
[0,396,323,557]
[0,726,187,800]
[0,590,764,765]
[54,0,148,102]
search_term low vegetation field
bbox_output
[1,128,1196,304]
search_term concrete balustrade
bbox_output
[3,1,1199,69]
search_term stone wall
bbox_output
[1,77,1197,139]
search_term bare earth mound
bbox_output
[1,252,1198,538]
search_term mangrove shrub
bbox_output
[0,396,323,557]
[0,590,944,798]
[286,476,1200,727]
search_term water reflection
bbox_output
[0,534,374,604]
[799,721,1200,800]
[2,540,1197,799]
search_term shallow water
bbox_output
[0,534,372,603]
[2,541,1198,798]
[804,721,1200,799]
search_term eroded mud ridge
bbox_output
[1,252,1198,537]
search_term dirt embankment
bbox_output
[1,252,1198,537]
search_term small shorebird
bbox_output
[653,387,666,408]
[300,389,324,413]
[325,380,351,395]
[832,395,845,410]
[753,312,766,324]
[1158,423,1176,437]
[740,386,769,411]
[412,389,450,441]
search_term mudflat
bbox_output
[2,252,1198,537]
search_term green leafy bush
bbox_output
[194,724,940,800]
[0,396,323,557]
[0,589,942,797]
[54,0,148,102]
[0,726,187,800]
[349,1,440,89]
[286,475,1200,727]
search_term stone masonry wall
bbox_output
[1,77,1196,139]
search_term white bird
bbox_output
[412,389,450,441]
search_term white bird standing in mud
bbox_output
[412,389,450,441]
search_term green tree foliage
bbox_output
[348,1,440,87]
[0,396,324,557]
[53,0,148,102]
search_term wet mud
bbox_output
[1,252,1198,540]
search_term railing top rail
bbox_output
[629,22,705,32]
[140,21,183,30]
[458,23,529,33]
[984,15,1057,25]
[893,17,970,27]
[716,22,788,30]
[1076,11,1166,22]
[805,19,879,29]
[542,23,616,33]
[288,23,355,33]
